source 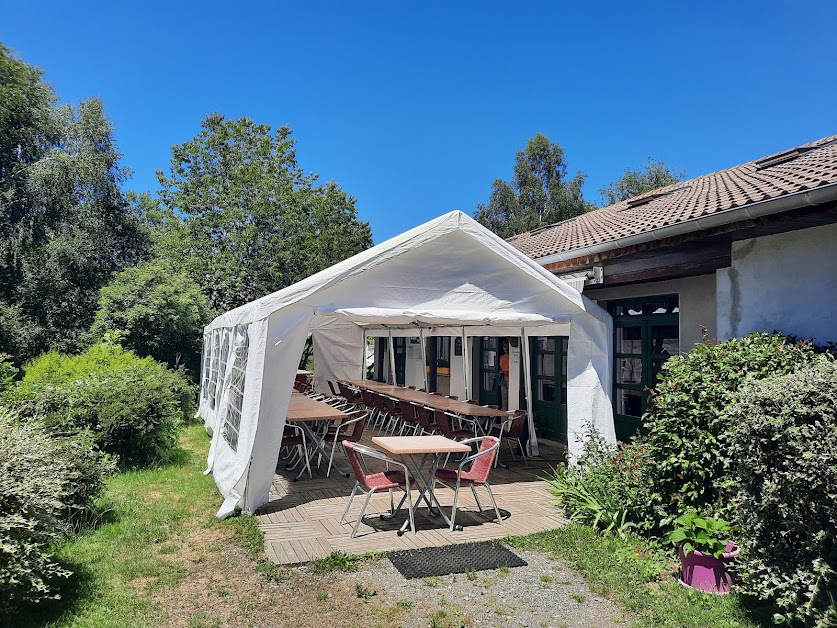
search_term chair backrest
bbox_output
[337,381,361,403]
[328,380,340,396]
[342,441,371,487]
[383,395,402,417]
[446,395,458,400]
[293,380,306,393]
[436,411,456,438]
[347,411,368,442]
[367,391,381,410]
[360,389,374,406]
[464,436,500,483]
[343,441,399,490]
[506,411,528,439]
[412,403,434,431]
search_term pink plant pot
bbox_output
[678,543,740,595]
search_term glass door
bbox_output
[611,297,679,441]
[478,337,500,406]
[530,336,568,444]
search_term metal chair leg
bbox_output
[340,483,359,524]
[352,489,376,538]
[485,482,502,524]
[449,478,462,531]
[470,484,484,513]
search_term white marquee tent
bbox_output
[198,211,615,518]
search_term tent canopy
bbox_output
[199,211,615,518]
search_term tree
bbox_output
[155,114,373,314]
[87,260,211,376]
[600,158,685,206]
[0,45,146,362]
[474,134,593,238]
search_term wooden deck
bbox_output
[255,431,569,565]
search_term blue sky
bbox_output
[3,1,836,242]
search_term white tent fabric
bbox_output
[198,211,615,518]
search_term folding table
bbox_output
[371,434,471,534]
[286,393,349,480]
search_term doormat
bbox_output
[388,541,527,579]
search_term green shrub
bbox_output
[87,260,210,377]
[547,428,651,540]
[8,344,193,467]
[726,358,837,626]
[0,406,112,609]
[640,332,823,531]
[0,352,17,392]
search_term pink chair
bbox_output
[323,410,368,477]
[490,410,529,467]
[340,441,414,537]
[433,436,502,531]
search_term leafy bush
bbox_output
[547,428,650,540]
[640,332,823,531]
[8,344,193,467]
[0,352,17,392]
[726,358,837,626]
[87,260,210,377]
[0,406,112,608]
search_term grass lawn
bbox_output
[508,528,770,627]
[10,423,770,628]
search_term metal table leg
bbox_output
[293,421,349,480]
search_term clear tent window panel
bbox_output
[214,332,231,410]
[208,331,223,410]
[201,337,211,399]
[222,327,249,453]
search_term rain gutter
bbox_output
[534,183,837,267]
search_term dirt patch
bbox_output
[150,522,631,628]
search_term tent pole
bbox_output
[388,328,397,385]
[520,327,539,457]
[461,327,469,401]
[419,327,428,391]
[361,329,367,380]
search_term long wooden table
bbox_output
[339,379,512,419]
[286,392,349,479]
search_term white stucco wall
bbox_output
[716,222,837,344]
[588,274,717,351]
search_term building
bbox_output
[507,135,837,440]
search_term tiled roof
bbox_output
[507,135,837,260]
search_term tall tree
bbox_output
[600,158,685,206]
[474,134,592,238]
[0,46,145,362]
[155,114,373,314]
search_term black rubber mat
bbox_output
[388,541,527,579]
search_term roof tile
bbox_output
[508,135,837,259]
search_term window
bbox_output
[222,326,249,452]
[436,337,451,369]
[610,296,679,441]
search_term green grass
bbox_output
[12,423,264,628]
[507,525,770,627]
[309,550,377,574]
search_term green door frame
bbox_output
[530,336,568,444]
[609,295,679,441]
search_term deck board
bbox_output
[257,425,569,565]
